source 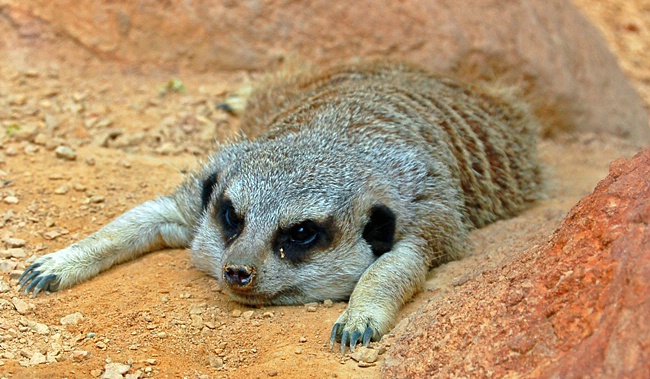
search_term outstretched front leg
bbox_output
[330,238,430,353]
[19,175,204,296]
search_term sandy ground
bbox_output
[0,1,648,378]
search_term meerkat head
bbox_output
[190,132,397,305]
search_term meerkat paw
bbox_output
[329,305,391,353]
[18,248,92,296]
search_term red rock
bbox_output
[383,149,650,378]
[2,0,648,140]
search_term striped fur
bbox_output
[241,61,542,230]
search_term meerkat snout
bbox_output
[223,264,256,288]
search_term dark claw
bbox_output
[32,274,59,296]
[341,330,349,354]
[24,276,42,294]
[362,327,373,346]
[19,270,42,292]
[349,330,362,352]
[18,263,41,285]
[330,323,341,350]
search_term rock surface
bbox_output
[2,0,648,140]
[383,149,650,378]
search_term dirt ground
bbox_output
[0,1,648,378]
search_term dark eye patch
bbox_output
[273,219,331,263]
[362,204,396,256]
[218,199,244,242]
[201,171,219,212]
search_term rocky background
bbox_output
[0,0,648,378]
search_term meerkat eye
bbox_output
[274,219,332,263]
[287,221,319,246]
[219,200,243,239]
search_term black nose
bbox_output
[223,264,255,287]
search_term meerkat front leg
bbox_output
[19,177,203,296]
[330,238,429,353]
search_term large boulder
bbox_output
[382,149,650,378]
[1,0,648,140]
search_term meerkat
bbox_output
[19,61,542,353]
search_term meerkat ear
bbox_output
[362,204,396,256]
[200,172,219,212]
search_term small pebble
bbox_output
[9,94,27,106]
[89,195,105,203]
[0,277,10,292]
[0,260,18,273]
[72,350,90,362]
[55,145,77,161]
[29,351,46,366]
[5,146,19,156]
[323,299,334,308]
[8,248,26,258]
[350,346,379,364]
[231,309,242,318]
[209,356,223,369]
[24,319,50,335]
[44,230,60,240]
[6,237,26,247]
[60,312,84,325]
[49,173,65,180]
[242,310,254,320]
[12,124,38,142]
[357,361,376,368]
[103,362,131,378]
[4,196,19,205]
[12,297,32,315]
[54,184,69,194]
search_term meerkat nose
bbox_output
[223,264,256,288]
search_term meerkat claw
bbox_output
[18,263,41,285]
[340,330,349,354]
[330,323,341,350]
[349,331,362,352]
[330,321,376,353]
[362,327,373,346]
[19,263,60,296]
[31,274,59,296]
